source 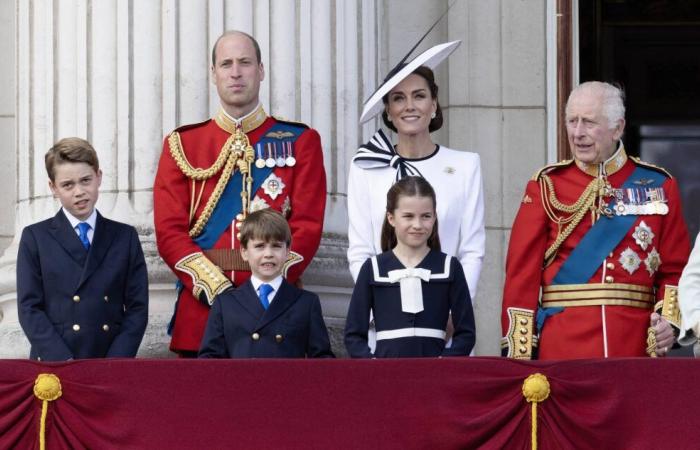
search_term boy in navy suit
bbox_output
[199,209,334,358]
[17,137,148,361]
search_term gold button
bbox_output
[519,346,527,354]
[519,318,528,325]
[72,324,80,332]
[104,296,109,302]
[520,327,528,334]
[235,222,243,230]
[605,276,614,283]
[519,337,528,344]
[37,356,42,361]
[275,334,284,343]
[609,252,614,258]
[251,332,260,341]
[606,262,615,270]
[236,213,244,221]
[667,304,674,311]
[72,295,80,302]
[102,324,110,332]
[236,233,242,240]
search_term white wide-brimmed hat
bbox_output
[359,40,462,124]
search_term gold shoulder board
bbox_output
[531,159,574,181]
[629,156,672,178]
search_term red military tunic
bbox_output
[154,104,326,353]
[501,145,690,359]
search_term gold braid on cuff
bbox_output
[175,252,232,305]
[502,308,536,359]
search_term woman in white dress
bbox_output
[347,42,485,301]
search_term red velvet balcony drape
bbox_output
[1,357,698,449]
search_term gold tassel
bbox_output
[33,373,62,450]
[522,373,550,450]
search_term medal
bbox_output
[262,173,286,200]
[255,143,266,168]
[632,221,654,251]
[285,141,296,167]
[265,143,276,168]
[276,143,286,167]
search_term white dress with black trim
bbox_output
[347,130,485,300]
[344,249,476,358]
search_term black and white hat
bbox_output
[359,40,461,124]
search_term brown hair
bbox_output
[239,208,292,248]
[381,65,443,133]
[45,137,100,182]
[212,30,262,66]
[380,176,441,252]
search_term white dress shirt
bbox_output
[249,274,284,304]
[62,208,97,244]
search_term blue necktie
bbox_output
[258,283,273,310]
[77,222,91,251]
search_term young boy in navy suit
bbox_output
[17,137,148,361]
[199,208,334,358]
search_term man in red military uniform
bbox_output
[501,81,690,359]
[154,31,326,355]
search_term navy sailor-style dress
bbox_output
[345,249,476,358]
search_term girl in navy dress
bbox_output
[344,176,476,357]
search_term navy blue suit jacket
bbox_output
[198,279,334,358]
[17,210,149,360]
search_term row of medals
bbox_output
[255,142,296,169]
[604,185,669,216]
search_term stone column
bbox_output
[0,0,384,358]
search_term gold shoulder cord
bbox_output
[168,129,255,238]
[539,175,605,266]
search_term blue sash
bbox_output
[552,165,666,284]
[194,122,304,249]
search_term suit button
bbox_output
[604,276,614,283]
[72,324,80,332]
[104,296,109,302]
[102,324,110,332]
[275,334,284,343]
[73,295,80,303]
[606,262,615,270]
[251,332,260,341]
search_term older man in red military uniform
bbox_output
[154,31,326,355]
[501,81,690,360]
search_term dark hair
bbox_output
[45,137,100,182]
[380,176,441,252]
[211,30,262,66]
[239,208,292,248]
[381,65,443,133]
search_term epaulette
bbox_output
[629,156,672,178]
[530,159,574,181]
[272,116,310,130]
[172,119,212,134]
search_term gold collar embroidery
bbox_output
[214,104,267,134]
[575,142,628,177]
